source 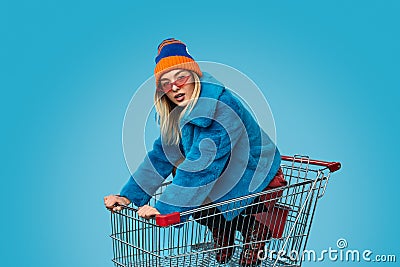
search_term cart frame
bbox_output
[109,155,341,267]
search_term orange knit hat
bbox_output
[154,38,202,87]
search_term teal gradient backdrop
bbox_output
[2,0,399,266]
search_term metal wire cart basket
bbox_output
[109,155,341,266]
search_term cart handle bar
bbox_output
[112,204,181,227]
[281,155,341,173]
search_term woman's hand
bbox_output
[104,195,131,211]
[137,205,160,219]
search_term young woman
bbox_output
[104,38,286,266]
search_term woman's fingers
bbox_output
[104,195,115,208]
[104,195,130,211]
[113,205,123,212]
[119,196,131,206]
[137,205,160,219]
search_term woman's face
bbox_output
[159,69,195,107]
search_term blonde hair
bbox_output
[154,71,201,145]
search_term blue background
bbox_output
[2,0,399,266]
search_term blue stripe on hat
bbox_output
[155,43,194,64]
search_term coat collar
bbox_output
[180,72,225,128]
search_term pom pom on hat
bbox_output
[154,38,202,87]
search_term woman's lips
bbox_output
[174,93,185,102]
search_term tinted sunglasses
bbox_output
[158,75,191,93]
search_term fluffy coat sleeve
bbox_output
[119,136,176,207]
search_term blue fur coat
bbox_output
[120,72,281,221]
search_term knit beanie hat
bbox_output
[154,38,203,87]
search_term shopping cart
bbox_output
[109,155,341,267]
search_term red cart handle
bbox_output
[155,212,181,226]
[281,155,341,173]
